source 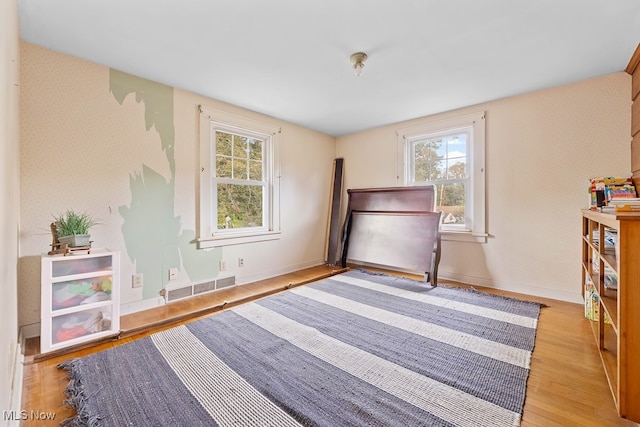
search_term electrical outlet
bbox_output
[238,258,244,267]
[219,260,226,271]
[132,273,143,288]
[169,268,178,281]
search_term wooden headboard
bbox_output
[340,186,442,285]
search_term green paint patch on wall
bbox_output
[119,165,180,299]
[110,69,219,299]
[110,69,175,175]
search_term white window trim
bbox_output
[397,111,486,243]
[198,106,281,248]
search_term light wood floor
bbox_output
[20,265,638,426]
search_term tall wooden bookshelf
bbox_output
[581,209,640,423]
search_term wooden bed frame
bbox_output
[340,186,443,285]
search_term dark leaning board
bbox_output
[325,158,344,266]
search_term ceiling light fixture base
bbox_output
[350,52,368,76]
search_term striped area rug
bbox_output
[60,270,542,427]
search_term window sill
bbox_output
[197,230,281,248]
[441,230,487,243]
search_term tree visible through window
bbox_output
[411,130,469,226]
[215,131,265,230]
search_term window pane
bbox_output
[446,161,467,180]
[249,160,262,181]
[233,158,248,180]
[217,183,263,229]
[443,133,468,179]
[248,138,263,161]
[233,135,248,159]
[216,155,231,178]
[413,140,443,181]
[216,132,232,156]
[410,131,469,227]
[436,182,465,225]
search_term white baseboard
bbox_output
[234,258,327,286]
[440,271,584,304]
[119,296,166,316]
[345,262,583,303]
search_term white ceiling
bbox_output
[17,0,640,137]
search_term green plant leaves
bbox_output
[53,209,97,237]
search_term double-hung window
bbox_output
[399,111,486,242]
[198,106,280,248]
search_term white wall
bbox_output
[19,43,336,328]
[337,73,632,302]
[1,0,22,420]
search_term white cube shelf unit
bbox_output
[40,248,120,353]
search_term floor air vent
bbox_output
[217,276,236,289]
[165,276,235,303]
[193,280,215,295]
[166,286,193,302]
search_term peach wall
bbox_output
[337,72,632,302]
[18,39,633,331]
[19,42,336,328]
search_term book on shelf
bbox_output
[615,205,640,212]
[589,177,637,209]
[609,197,640,211]
[584,280,612,323]
[608,198,640,204]
[606,184,637,200]
[600,206,616,213]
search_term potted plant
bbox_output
[53,209,98,247]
